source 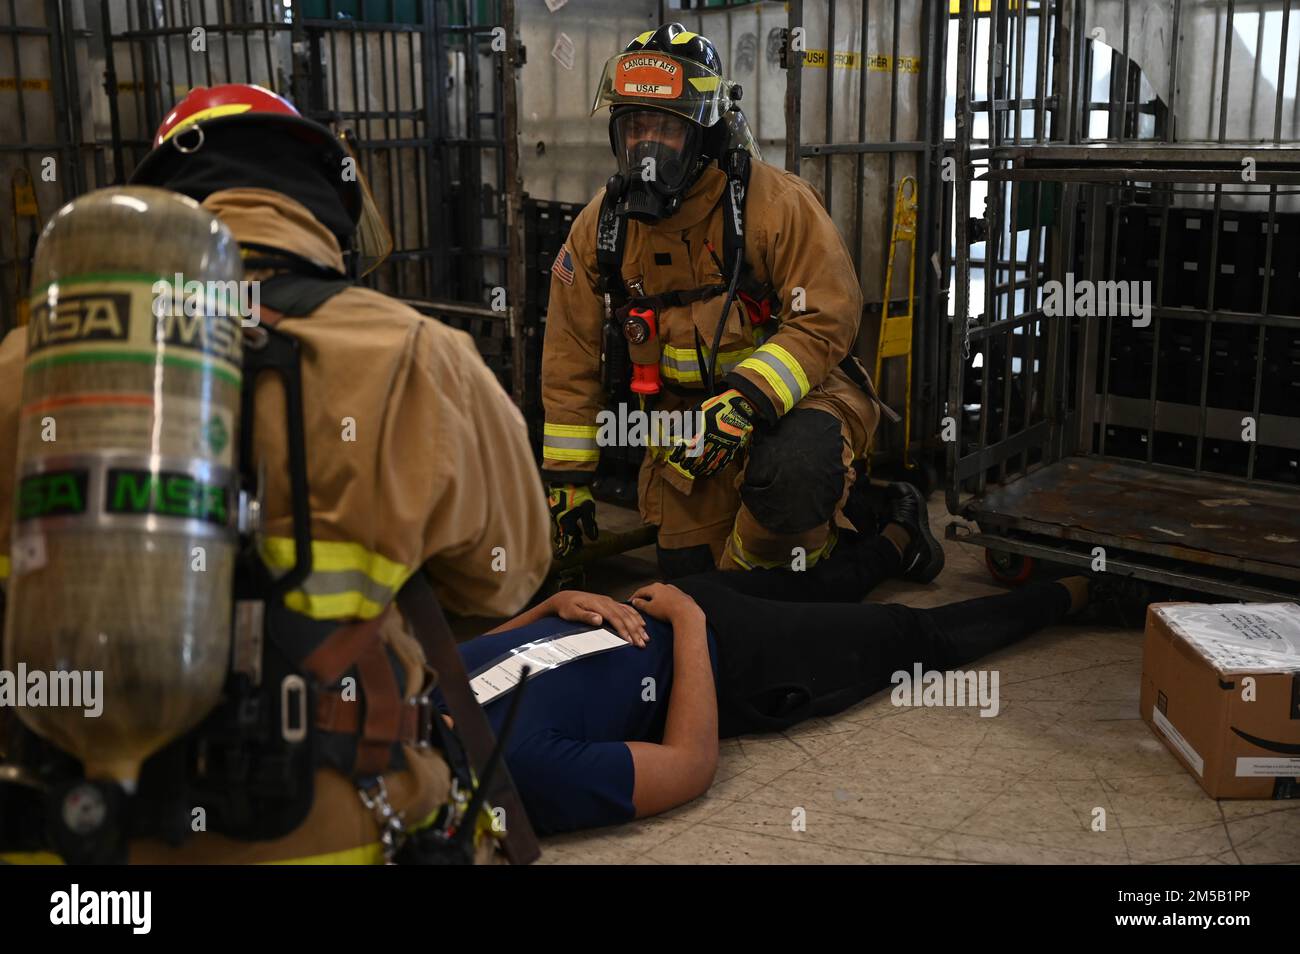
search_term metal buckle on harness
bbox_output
[411,694,435,749]
[357,776,408,864]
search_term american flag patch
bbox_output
[551,245,575,286]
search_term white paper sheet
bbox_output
[470,628,628,706]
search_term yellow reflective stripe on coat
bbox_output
[0,553,8,581]
[0,851,63,865]
[265,843,385,865]
[728,525,838,571]
[543,421,600,463]
[260,537,414,621]
[734,342,811,414]
[2,844,380,865]
[660,344,752,384]
[268,804,473,864]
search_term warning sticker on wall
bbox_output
[617,54,683,99]
[800,51,922,73]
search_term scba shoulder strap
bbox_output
[595,192,628,307]
[720,148,750,287]
[595,152,754,309]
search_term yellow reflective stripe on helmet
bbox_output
[735,342,811,414]
[633,29,654,45]
[689,77,721,92]
[670,30,699,45]
[543,421,600,463]
[261,537,414,621]
[159,102,254,142]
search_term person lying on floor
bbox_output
[457,513,1099,836]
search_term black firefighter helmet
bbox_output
[592,23,741,221]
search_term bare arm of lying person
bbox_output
[625,584,718,818]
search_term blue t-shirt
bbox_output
[453,613,717,835]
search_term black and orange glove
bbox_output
[667,388,756,481]
[547,483,598,558]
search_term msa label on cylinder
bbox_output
[17,469,91,520]
[15,457,237,533]
[105,468,231,526]
[25,277,242,380]
[26,293,131,354]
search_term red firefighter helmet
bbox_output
[129,83,362,226]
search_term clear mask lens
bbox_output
[613,110,696,193]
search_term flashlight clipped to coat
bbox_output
[622,279,661,396]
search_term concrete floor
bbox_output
[529,496,1300,865]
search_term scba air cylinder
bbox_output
[4,186,244,788]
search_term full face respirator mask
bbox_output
[607,107,705,222]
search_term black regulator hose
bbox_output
[704,233,745,396]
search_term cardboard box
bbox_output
[1140,602,1300,799]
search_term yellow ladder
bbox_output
[11,169,41,327]
[873,175,918,470]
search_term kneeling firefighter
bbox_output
[0,84,552,864]
[542,23,910,581]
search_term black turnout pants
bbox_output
[675,552,1072,737]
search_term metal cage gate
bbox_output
[3,0,526,397]
[948,0,1300,601]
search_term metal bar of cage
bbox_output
[780,0,948,483]
[0,0,91,335]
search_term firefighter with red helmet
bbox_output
[0,84,552,863]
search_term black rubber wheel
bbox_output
[985,548,1036,585]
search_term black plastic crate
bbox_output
[1162,209,1212,310]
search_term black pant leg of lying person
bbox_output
[459,577,1081,835]
[674,576,1074,737]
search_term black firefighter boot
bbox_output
[882,482,946,584]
